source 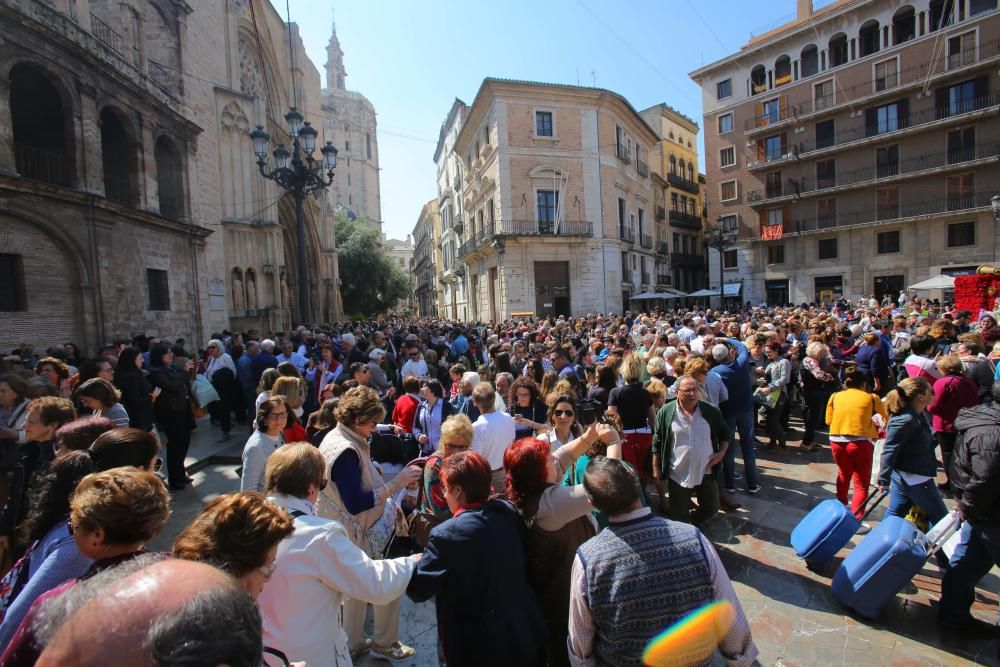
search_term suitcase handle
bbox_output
[925,513,962,561]
[858,488,890,521]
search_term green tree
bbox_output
[334,212,410,318]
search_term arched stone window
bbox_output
[669,154,677,175]
[9,63,74,187]
[829,33,848,67]
[99,107,138,206]
[800,44,819,77]
[154,136,183,219]
[751,65,767,95]
[687,163,694,182]
[775,55,792,86]
[893,6,916,44]
[859,20,880,57]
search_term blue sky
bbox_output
[275,0,791,240]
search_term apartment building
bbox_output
[691,0,1000,305]
[412,199,443,317]
[435,99,471,320]
[450,78,660,321]
[639,104,709,294]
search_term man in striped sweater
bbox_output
[568,458,757,667]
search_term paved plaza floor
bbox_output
[149,416,1000,666]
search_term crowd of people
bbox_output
[0,290,998,664]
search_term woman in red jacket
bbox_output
[928,355,979,492]
[391,376,421,433]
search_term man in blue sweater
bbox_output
[711,339,761,494]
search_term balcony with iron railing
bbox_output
[743,38,1000,133]
[14,143,71,187]
[616,144,631,163]
[457,220,594,257]
[639,233,653,249]
[90,13,123,57]
[656,205,666,220]
[671,252,705,268]
[103,173,134,206]
[746,91,1000,171]
[451,216,464,234]
[749,189,995,240]
[657,241,669,256]
[637,159,649,178]
[147,60,179,95]
[668,172,699,194]
[669,209,702,230]
[746,138,1000,206]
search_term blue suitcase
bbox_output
[831,514,959,618]
[790,490,887,568]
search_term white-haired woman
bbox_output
[800,341,839,452]
[203,338,237,441]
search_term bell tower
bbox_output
[325,10,346,90]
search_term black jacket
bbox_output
[148,365,191,421]
[951,403,1000,520]
[964,358,996,405]
[407,499,546,666]
[113,369,154,431]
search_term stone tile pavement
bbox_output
[149,415,1000,666]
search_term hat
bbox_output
[341,333,356,346]
[369,348,386,360]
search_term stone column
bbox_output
[0,77,15,176]
[77,84,104,195]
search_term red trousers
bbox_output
[830,439,873,519]
[622,432,653,474]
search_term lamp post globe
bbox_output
[299,121,318,154]
[284,107,303,137]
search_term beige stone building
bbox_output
[0,0,344,354]
[383,234,413,311]
[450,78,661,322]
[435,99,471,320]
[639,104,708,294]
[411,199,443,317]
[321,16,382,232]
[691,0,1000,306]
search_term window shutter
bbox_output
[935,87,948,118]
[974,76,988,101]
[865,108,877,137]
[782,205,791,232]
[897,98,909,128]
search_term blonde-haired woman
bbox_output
[317,386,423,662]
[667,358,728,407]
[878,377,948,527]
[607,353,656,494]
[271,376,308,443]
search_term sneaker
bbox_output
[858,522,872,535]
[725,487,737,495]
[747,482,761,494]
[369,641,416,663]
[732,473,744,481]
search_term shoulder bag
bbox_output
[319,477,401,559]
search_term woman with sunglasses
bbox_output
[0,468,171,667]
[241,397,288,493]
[259,443,419,667]
[539,394,580,453]
[411,414,475,538]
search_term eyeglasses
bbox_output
[258,561,277,581]
[553,409,574,418]
[410,353,420,358]
[443,442,470,451]
[267,412,288,420]
[516,391,532,398]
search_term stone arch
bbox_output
[892,6,916,45]
[669,154,677,175]
[98,105,140,206]
[154,134,184,218]
[751,64,766,95]
[0,209,94,352]
[800,44,819,77]
[7,61,77,187]
[859,19,880,57]
[235,28,288,113]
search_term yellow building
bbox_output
[640,105,708,294]
[411,199,443,316]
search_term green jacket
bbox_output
[651,399,730,478]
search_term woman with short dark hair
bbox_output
[147,346,195,491]
[241,397,288,493]
[407,451,546,666]
[413,379,454,456]
[74,378,129,427]
[89,428,160,472]
[52,417,115,458]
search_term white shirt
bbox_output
[400,357,429,379]
[472,410,516,470]
[669,405,714,488]
[204,352,236,381]
[259,494,418,667]
[277,351,308,372]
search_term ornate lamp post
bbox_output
[704,219,737,310]
[249,108,338,324]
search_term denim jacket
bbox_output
[879,406,936,487]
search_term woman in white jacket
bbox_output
[258,442,419,667]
